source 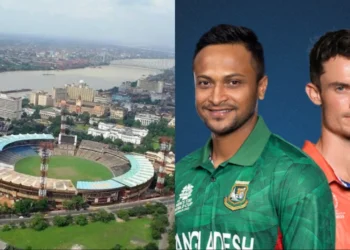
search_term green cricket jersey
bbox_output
[175,116,335,250]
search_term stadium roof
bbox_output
[0,167,77,192]
[76,154,154,191]
[0,134,55,151]
[76,180,124,190]
[113,155,154,188]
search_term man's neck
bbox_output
[211,114,258,168]
[316,126,350,182]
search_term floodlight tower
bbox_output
[155,137,172,193]
[38,142,53,199]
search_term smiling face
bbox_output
[307,56,350,138]
[193,44,267,136]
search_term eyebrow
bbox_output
[196,73,245,81]
[328,81,350,87]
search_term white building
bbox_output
[39,107,60,120]
[98,122,115,131]
[168,117,175,128]
[0,94,22,120]
[22,108,35,116]
[89,117,102,125]
[135,113,161,126]
[87,124,148,145]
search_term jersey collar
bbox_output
[197,115,271,167]
[302,140,338,184]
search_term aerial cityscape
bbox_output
[0,0,175,249]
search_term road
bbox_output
[159,204,175,250]
[0,196,174,225]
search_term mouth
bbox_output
[206,109,234,118]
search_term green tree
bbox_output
[2,224,11,232]
[19,221,26,229]
[32,109,41,119]
[22,98,30,108]
[29,214,49,231]
[116,210,129,221]
[144,242,159,250]
[53,216,69,227]
[110,244,123,250]
[74,214,88,226]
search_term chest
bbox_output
[175,167,280,249]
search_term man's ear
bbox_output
[258,75,268,100]
[305,82,322,105]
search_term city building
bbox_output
[88,125,148,145]
[39,107,61,120]
[52,87,67,103]
[0,94,22,120]
[38,93,54,107]
[30,92,39,106]
[89,117,102,125]
[94,95,112,104]
[110,108,125,120]
[135,113,161,126]
[22,108,35,116]
[137,78,164,93]
[67,103,107,117]
[168,117,175,128]
[30,91,53,107]
[65,81,95,102]
[145,151,175,175]
[98,122,115,131]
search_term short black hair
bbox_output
[193,24,265,81]
[309,29,350,88]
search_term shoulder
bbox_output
[175,147,203,171]
[267,134,329,193]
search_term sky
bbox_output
[176,0,350,160]
[0,0,174,50]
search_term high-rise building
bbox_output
[52,87,67,103]
[30,91,53,107]
[65,81,95,102]
[38,94,54,107]
[0,94,22,120]
[30,92,39,106]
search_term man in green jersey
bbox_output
[175,24,335,250]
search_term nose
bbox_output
[209,84,227,105]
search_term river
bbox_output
[0,59,174,93]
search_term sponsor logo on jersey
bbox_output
[224,181,249,211]
[175,231,254,250]
[175,184,194,215]
[333,193,346,219]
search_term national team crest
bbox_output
[224,181,249,211]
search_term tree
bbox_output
[74,214,88,226]
[164,174,174,192]
[34,198,49,212]
[22,98,30,108]
[110,244,123,250]
[32,109,41,119]
[116,210,129,221]
[53,216,69,227]
[29,214,49,231]
[2,224,11,232]
[19,221,26,229]
[144,242,158,250]
[14,199,33,216]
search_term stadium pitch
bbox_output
[15,156,114,186]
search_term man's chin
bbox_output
[205,123,236,136]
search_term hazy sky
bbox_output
[0,0,174,49]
